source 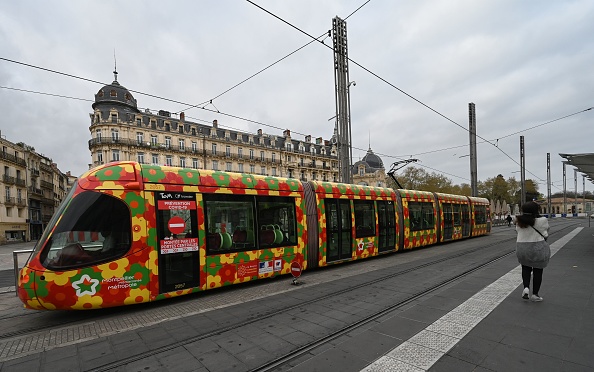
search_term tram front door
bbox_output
[155,192,201,293]
[326,199,352,263]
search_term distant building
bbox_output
[535,196,594,215]
[351,146,386,187]
[0,132,70,244]
[88,73,340,182]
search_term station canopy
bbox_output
[559,153,594,184]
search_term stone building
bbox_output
[88,73,340,182]
[351,146,387,187]
[0,133,67,244]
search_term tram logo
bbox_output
[72,274,100,297]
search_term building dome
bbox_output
[361,147,383,170]
[92,71,138,111]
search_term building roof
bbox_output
[92,71,138,111]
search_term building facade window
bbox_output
[180,157,186,168]
[112,150,120,161]
[260,151,265,161]
[97,151,103,163]
[191,141,197,152]
[96,129,102,142]
[272,153,276,163]
[152,154,159,165]
[111,129,119,141]
[192,158,199,169]
[249,149,254,160]
[238,163,244,172]
[226,162,232,171]
[136,118,142,126]
[212,160,218,171]
[212,143,217,155]
[261,166,266,175]
[179,139,185,150]
[250,164,255,173]
[226,145,231,157]
[150,135,157,146]
[272,167,277,176]
[165,137,171,149]
[238,148,243,158]
[136,132,144,144]
[111,113,117,123]
[138,152,145,164]
[166,155,172,166]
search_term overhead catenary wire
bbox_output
[0,79,586,188]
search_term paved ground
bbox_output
[0,222,591,371]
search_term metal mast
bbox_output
[468,103,478,196]
[332,16,352,184]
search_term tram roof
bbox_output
[559,153,594,184]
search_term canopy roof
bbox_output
[559,153,594,184]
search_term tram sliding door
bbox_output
[461,204,471,237]
[326,199,352,263]
[443,203,453,240]
[155,192,201,293]
[377,200,396,252]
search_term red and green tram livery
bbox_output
[18,162,490,310]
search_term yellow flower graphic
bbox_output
[207,274,222,289]
[98,258,130,278]
[74,294,103,309]
[220,253,236,264]
[132,216,147,242]
[124,288,150,305]
[246,251,259,260]
[147,250,159,275]
[42,270,78,286]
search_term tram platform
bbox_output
[0,225,591,371]
[355,225,593,371]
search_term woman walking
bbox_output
[515,201,550,302]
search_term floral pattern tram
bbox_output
[17,161,491,311]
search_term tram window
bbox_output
[40,191,131,270]
[354,200,376,238]
[443,203,453,225]
[203,195,256,253]
[474,205,487,224]
[256,196,297,247]
[453,204,461,226]
[408,201,435,231]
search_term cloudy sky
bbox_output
[1,1,593,194]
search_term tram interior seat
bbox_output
[55,243,92,267]
[207,233,222,250]
[233,228,249,248]
[259,226,276,246]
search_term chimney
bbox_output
[180,112,185,121]
[213,119,218,129]
[305,135,311,143]
[316,137,322,145]
[257,129,263,136]
[283,129,291,137]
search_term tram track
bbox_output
[0,221,580,368]
[82,222,582,372]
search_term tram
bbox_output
[18,162,490,310]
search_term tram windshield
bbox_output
[39,191,131,270]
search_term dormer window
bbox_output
[110,90,117,97]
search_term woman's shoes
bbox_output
[522,287,529,300]
[530,295,543,302]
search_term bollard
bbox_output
[13,249,34,296]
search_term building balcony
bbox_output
[4,197,15,205]
[2,174,15,184]
[41,180,53,189]
[30,168,40,177]
[1,151,26,167]
[28,186,43,196]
